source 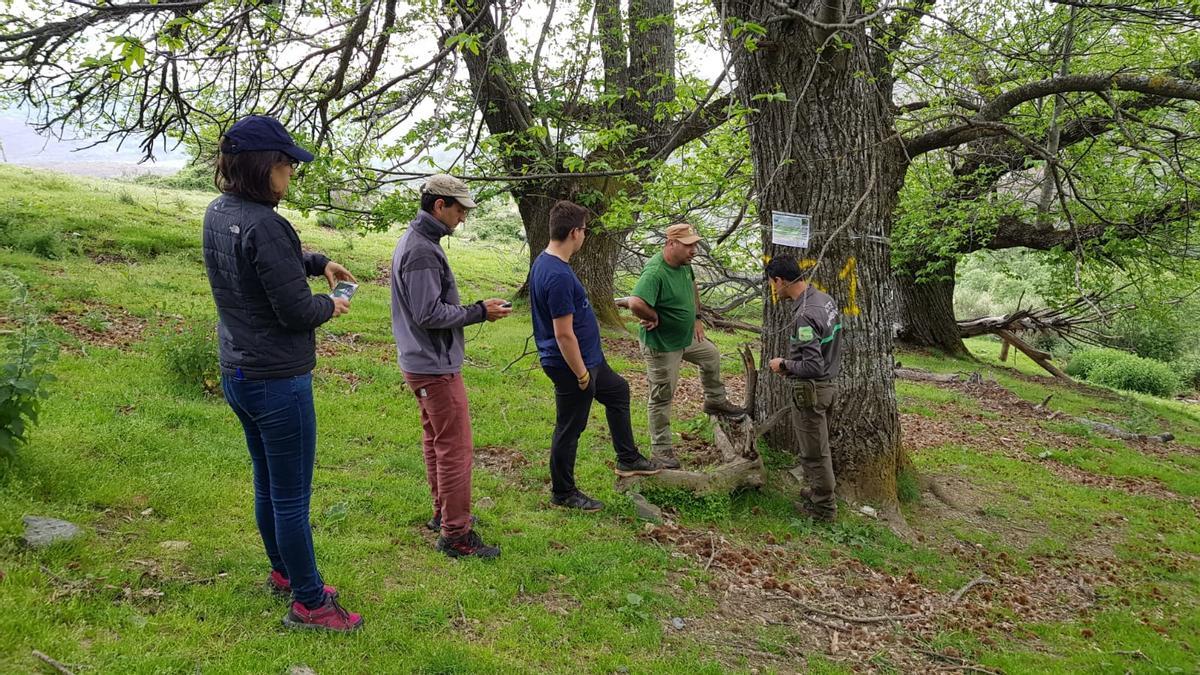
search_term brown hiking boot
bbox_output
[649,451,680,470]
[796,499,835,523]
[703,399,746,417]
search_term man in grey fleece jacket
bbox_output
[391,174,511,559]
[765,255,843,522]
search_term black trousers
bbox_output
[543,360,642,496]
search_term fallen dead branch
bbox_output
[996,329,1070,380]
[896,368,962,383]
[700,308,761,334]
[774,592,924,624]
[32,650,76,675]
[918,648,1003,674]
[1073,417,1173,443]
[950,574,995,604]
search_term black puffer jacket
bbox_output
[202,193,334,379]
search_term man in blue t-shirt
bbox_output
[529,201,660,511]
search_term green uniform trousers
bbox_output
[792,379,837,516]
[641,338,728,456]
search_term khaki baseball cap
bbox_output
[420,174,477,209]
[666,222,701,245]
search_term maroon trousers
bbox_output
[403,372,474,539]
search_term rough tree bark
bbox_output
[894,261,970,357]
[722,1,906,504]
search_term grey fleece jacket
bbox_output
[390,211,488,374]
[782,285,843,381]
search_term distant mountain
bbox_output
[0,111,186,178]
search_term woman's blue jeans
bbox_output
[222,373,325,607]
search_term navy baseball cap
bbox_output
[222,115,315,162]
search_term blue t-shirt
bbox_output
[529,251,603,370]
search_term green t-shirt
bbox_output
[632,252,696,352]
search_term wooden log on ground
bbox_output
[894,367,961,383]
[615,456,766,495]
[995,329,1071,380]
[618,347,766,498]
[1073,417,1174,443]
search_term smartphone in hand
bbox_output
[332,281,358,301]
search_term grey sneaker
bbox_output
[617,456,666,476]
[703,399,746,417]
[551,489,604,511]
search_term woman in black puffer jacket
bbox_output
[201,115,362,632]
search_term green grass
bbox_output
[2,165,1198,672]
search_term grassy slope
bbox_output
[0,165,1197,673]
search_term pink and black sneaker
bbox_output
[267,570,338,599]
[282,592,363,633]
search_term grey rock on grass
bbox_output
[22,516,82,548]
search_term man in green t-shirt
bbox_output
[618,223,745,468]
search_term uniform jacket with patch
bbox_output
[783,285,843,381]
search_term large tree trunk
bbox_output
[725,2,905,505]
[573,228,626,327]
[513,184,627,326]
[894,260,970,357]
[456,0,667,328]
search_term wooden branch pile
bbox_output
[957,294,1115,346]
[616,345,771,497]
[956,293,1125,379]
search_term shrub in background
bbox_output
[1064,347,1127,380]
[1089,357,1181,398]
[0,275,58,458]
[1066,347,1182,397]
[1171,355,1200,393]
[155,321,220,397]
[1106,287,1199,363]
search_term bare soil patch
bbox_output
[474,445,533,479]
[904,379,1184,501]
[648,521,1101,673]
[373,259,392,287]
[600,336,642,363]
[49,305,148,351]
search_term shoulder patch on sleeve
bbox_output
[794,325,814,341]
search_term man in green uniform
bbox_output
[618,223,745,469]
[765,255,843,522]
